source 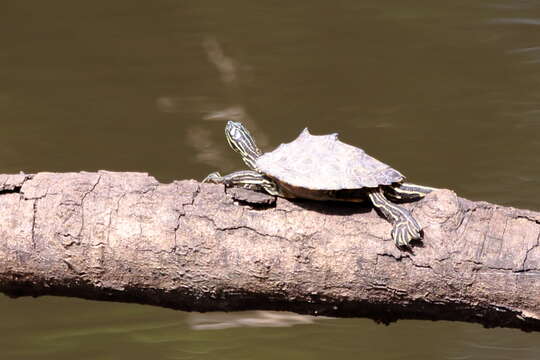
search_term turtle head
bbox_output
[225,121,262,170]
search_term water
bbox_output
[1,0,539,358]
[1,296,539,360]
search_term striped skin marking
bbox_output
[225,121,262,171]
[368,189,422,247]
[384,182,435,201]
[395,182,435,196]
[399,182,436,193]
[392,221,419,247]
[202,170,280,196]
[203,121,283,197]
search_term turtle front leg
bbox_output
[384,182,436,201]
[203,170,280,196]
[367,188,423,247]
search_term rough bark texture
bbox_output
[0,171,539,331]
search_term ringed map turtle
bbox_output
[203,121,435,247]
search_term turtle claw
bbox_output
[202,172,222,184]
[391,219,423,247]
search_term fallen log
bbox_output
[0,171,538,331]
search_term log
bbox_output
[0,171,538,331]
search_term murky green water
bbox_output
[1,1,539,358]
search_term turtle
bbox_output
[203,121,435,247]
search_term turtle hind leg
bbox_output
[367,188,423,247]
[202,170,280,196]
[384,182,436,201]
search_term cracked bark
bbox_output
[0,171,539,331]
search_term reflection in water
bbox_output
[2,295,538,360]
[156,36,273,176]
[155,95,215,114]
[155,96,247,121]
[489,18,540,25]
[187,311,327,330]
[508,46,540,64]
[203,105,248,122]
[509,46,540,54]
[177,35,274,177]
[185,126,233,169]
[200,36,269,148]
[157,37,268,173]
[487,1,537,10]
[203,37,239,86]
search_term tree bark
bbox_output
[0,171,539,331]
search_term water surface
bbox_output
[1,1,539,358]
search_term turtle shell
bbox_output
[255,128,404,190]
